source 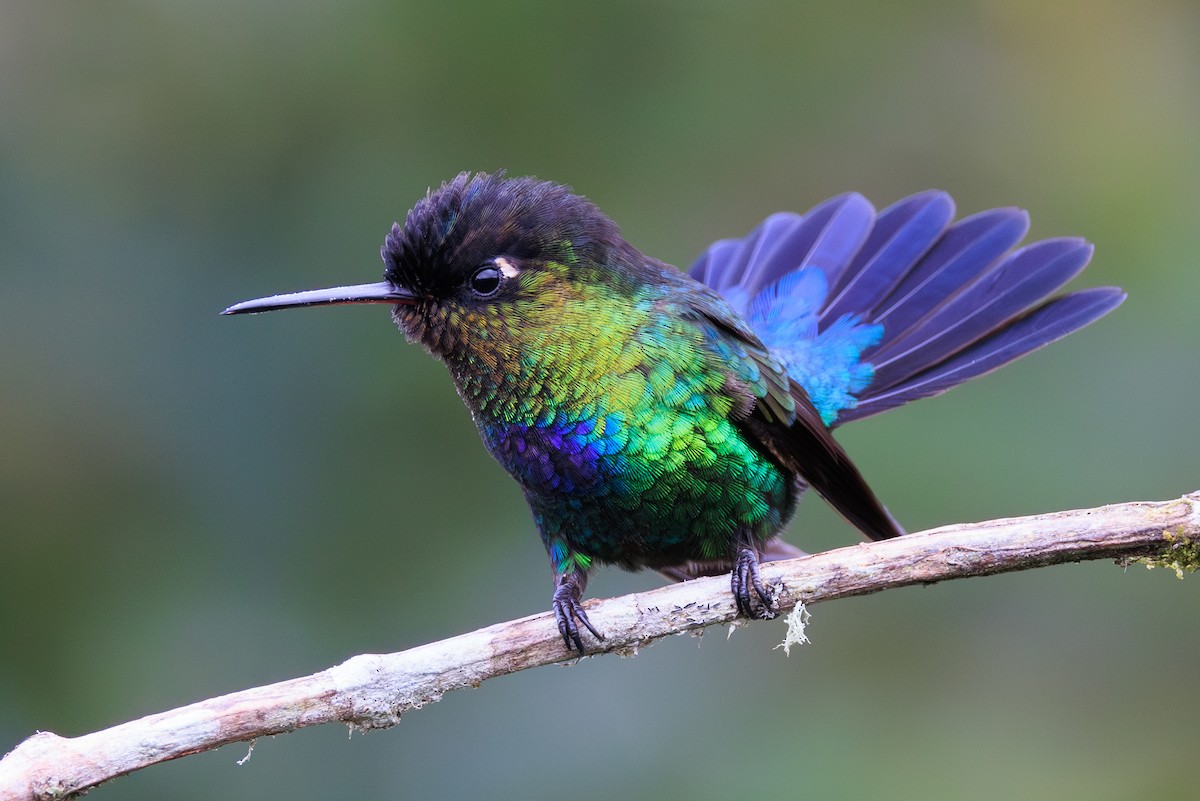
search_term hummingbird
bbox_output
[224,172,1124,652]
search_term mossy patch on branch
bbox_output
[1138,527,1200,579]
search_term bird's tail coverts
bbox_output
[689,191,1125,426]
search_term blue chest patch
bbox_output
[482,413,624,497]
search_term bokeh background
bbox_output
[2,1,1198,799]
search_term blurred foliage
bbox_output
[1,1,1198,799]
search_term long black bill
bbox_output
[221,281,416,315]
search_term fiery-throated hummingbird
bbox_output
[224,172,1124,652]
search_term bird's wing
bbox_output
[678,286,904,542]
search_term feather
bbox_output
[842,287,1126,422]
[690,191,1122,427]
[821,190,955,323]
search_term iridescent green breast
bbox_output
[443,277,795,571]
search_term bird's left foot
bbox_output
[732,547,776,619]
[552,570,605,653]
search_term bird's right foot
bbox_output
[732,547,776,619]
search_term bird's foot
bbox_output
[732,547,776,619]
[552,572,604,653]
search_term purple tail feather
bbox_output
[689,191,1125,426]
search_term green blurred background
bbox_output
[2,1,1197,798]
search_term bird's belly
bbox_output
[481,410,794,567]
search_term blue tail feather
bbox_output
[689,194,875,316]
[822,190,954,324]
[772,193,875,301]
[841,287,1126,422]
[688,191,1124,426]
[863,207,1030,339]
[867,237,1095,393]
[688,237,742,293]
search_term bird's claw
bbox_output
[732,547,776,619]
[552,581,604,653]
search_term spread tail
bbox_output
[689,191,1125,426]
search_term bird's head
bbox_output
[223,173,642,361]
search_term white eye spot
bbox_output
[495,257,520,279]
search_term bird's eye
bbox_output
[470,265,502,297]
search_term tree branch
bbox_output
[3,492,1197,800]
